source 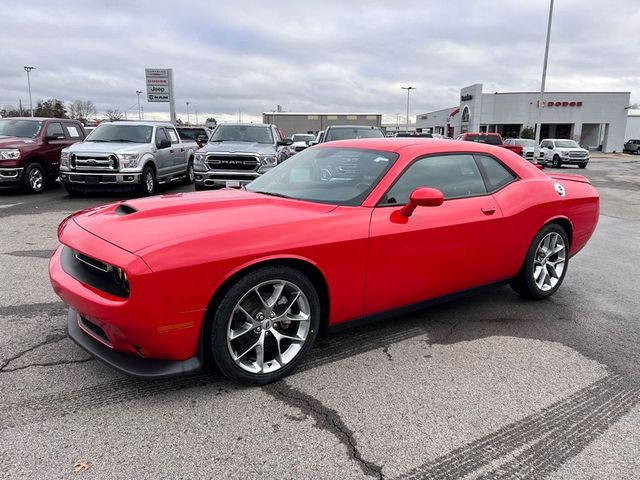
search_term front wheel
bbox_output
[552,155,562,168]
[21,163,46,194]
[136,165,156,196]
[210,266,320,385]
[510,223,569,299]
[183,159,194,185]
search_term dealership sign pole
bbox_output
[145,68,177,124]
[534,0,554,162]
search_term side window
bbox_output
[155,127,168,146]
[45,122,64,138]
[540,141,548,148]
[383,154,487,204]
[64,124,82,139]
[166,128,179,144]
[476,155,516,192]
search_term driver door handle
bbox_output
[481,205,496,215]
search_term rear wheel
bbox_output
[510,223,569,299]
[136,165,156,196]
[21,163,46,194]
[209,266,320,385]
[552,155,562,168]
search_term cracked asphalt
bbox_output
[1,154,639,479]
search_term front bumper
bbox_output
[194,170,261,189]
[0,168,23,184]
[59,171,141,186]
[559,156,589,165]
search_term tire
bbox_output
[136,165,156,196]
[510,223,569,300]
[64,185,83,197]
[183,158,194,185]
[552,155,562,168]
[578,163,587,169]
[209,266,321,385]
[20,163,46,194]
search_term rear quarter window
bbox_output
[476,155,516,192]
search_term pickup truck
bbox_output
[623,139,640,154]
[456,132,523,156]
[0,117,85,193]
[539,138,589,168]
[59,121,193,196]
[193,123,292,190]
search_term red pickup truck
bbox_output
[0,117,85,193]
[456,132,523,156]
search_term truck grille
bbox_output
[206,155,259,171]
[72,153,119,171]
[569,151,588,158]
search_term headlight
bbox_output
[259,155,277,166]
[118,153,139,168]
[0,149,21,160]
[194,152,206,163]
[113,267,130,294]
[60,151,70,167]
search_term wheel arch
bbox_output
[141,156,157,173]
[544,215,574,248]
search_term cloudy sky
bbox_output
[2,0,639,123]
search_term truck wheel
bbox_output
[552,155,562,168]
[21,163,46,194]
[136,165,156,196]
[183,159,194,185]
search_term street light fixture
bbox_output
[186,101,190,125]
[23,66,36,117]
[534,0,554,163]
[401,86,416,133]
[135,90,142,120]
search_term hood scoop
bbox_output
[115,203,138,216]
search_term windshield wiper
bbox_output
[86,139,107,142]
[110,139,137,143]
[252,190,292,199]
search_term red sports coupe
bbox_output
[49,139,599,384]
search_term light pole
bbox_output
[534,0,554,163]
[401,86,415,133]
[23,66,36,117]
[186,102,190,125]
[135,90,142,120]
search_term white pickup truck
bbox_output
[59,121,195,196]
[539,139,590,169]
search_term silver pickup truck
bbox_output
[59,121,195,196]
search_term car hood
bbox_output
[71,189,337,254]
[67,141,151,153]
[0,136,37,148]
[201,141,276,155]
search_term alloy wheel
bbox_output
[29,167,44,192]
[533,232,566,292]
[145,171,154,194]
[226,279,311,374]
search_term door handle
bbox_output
[481,206,496,215]
[169,149,174,153]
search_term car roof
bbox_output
[326,125,380,129]
[0,117,81,122]
[102,120,173,127]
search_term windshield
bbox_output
[177,128,207,140]
[515,139,535,147]
[246,147,397,206]
[85,124,153,143]
[210,125,274,144]
[465,134,502,145]
[292,134,315,143]
[324,127,384,142]
[0,119,43,138]
[555,140,580,148]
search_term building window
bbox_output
[347,115,358,120]
[366,115,377,120]
[461,106,470,123]
[307,115,319,120]
[327,115,337,120]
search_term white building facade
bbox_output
[416,83,630,152]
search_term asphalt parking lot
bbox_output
[1,154,639,479]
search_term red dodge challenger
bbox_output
[49,139,599,384]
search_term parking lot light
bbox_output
[23,66,36,117]
[401,86,415,133]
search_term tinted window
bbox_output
[210,125,273,144]
[155,127,169,145]
[464,134,501,145]
[176,128,207,140]
[86,124,153,143]
[46,122,65,138]
[324,127,384,142]
[477,155,516,191]
[383,154,487,204]
[0,119,43,138]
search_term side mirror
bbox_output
[399,187,444,217]
[277,138,293,147]
[157,138,171,149]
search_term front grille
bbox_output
[206,155,259,171]
[61,246,129,298]
[72,153,119,172]
[569,152,587,158]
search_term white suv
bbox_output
[539,139,589,169]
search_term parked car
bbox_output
[289,134,316,154]
[539,139,589,168]
[315,125,385,143]
[176,126,211,149]
[623,139,640,154]
[504,138,536,161]
[456,132,523,156]
[50,138,599,384]
[0,117,85,193]
[193,124,292,190]
[59,121,193,196]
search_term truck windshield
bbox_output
[324,128,384,142]
[246,147,397,206]
[0,119,43,138]
[210,125,274,144]
[555,140,580,148]
[292,134,315,143]
[86,124,153,143]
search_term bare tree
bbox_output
[68,100,97,123]
[104,109,124,121]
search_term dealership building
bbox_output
[416,83,630,152]
[262,112,382,137]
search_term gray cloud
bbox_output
[1,0,638,123]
